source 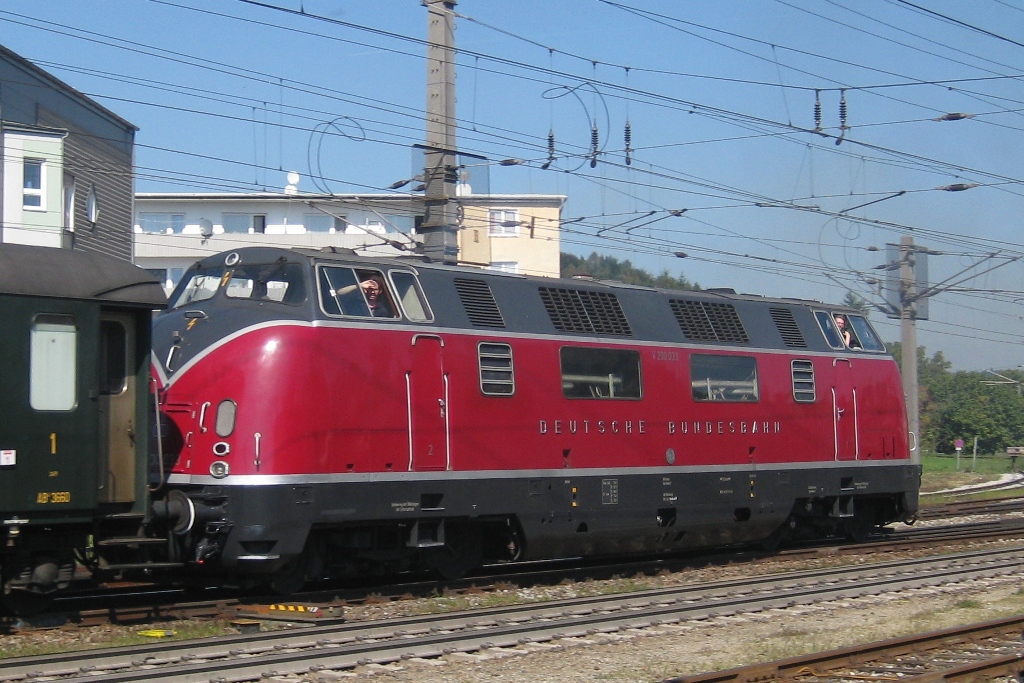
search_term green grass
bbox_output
[920,450,1020,496]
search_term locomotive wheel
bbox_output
[425,523,483,581]
[268,551,312,595]
[842,516,873,543]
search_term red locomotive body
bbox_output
[150,247,918,587]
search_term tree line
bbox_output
[889,344,1024,455]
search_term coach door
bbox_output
[832,358,859,461]
[408,334,449,470]
[97,312,138,503]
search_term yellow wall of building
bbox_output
[457,202,562,277]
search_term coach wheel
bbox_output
[425,523,483,581]
[0,586,54,617]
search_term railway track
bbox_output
[10,513,1024,632]
[3,545,1024,682]
[666,614,1024,683]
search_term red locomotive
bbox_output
[150,246,918,590]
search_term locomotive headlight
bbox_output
[210,461,230,479]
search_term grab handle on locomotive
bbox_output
[199,401,211,433]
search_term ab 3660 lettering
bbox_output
[36,491,71,504]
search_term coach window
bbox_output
[99,320,127,395]
[560,347,641,399]
[225,263,307,305]
[691,354,759,402]
[813,310,845,350]
[318,266,399,319]
[30,315,77,411]
[389,271,433,322]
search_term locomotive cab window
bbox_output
[319,266,399,319]
[814,310,845,350]
[847,315,886,352]
[30,315,77,411]
[170,268,220,309]
[389,271,433,322]
[691,354,759,402]
[224,262,307,305]
[560,347,641,399]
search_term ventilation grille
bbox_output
[479,343,515,396]
[669,300,749,344]
[539,287,632,336]
[769,307,807,348]
[454,278,505,328]
[791,359,816,403]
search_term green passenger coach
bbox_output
[0,243,165,614]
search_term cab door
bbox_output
[408,335,448,470]
[97,312,138,503]
[832,358,859,460]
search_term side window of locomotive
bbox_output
[389,271,433,322]
[847,315,886,352]
[99,320,127,395]
[691,354,759,402]
[30,315,78,411]
[318,266,398,319]
[560,347,641,400]
[479,343,514,396]
[170,269,221,309]
[224,263,306,305]
[813,310,845,350]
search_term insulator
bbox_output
[839,90,847,129]
[813,90,822,132]
[547,129,555,162]
[590,122,599,168]
[624,121,632,166]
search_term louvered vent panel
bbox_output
[454,278,506,328]
[538,287,632,336]
[670,300,749,344]
[769,307,807,348]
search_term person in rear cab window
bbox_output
[360,275,394,317]
[834,315,852,347]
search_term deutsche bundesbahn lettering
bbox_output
[538,419,782,436]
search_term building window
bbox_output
[63,173,75,231]
[488,261,519,274]
[139,213,186,234]
[253,214,266,234]
[304,213,333,232]
[222,213,251,233]
[30,315,77,411]
[488,209,519,236]
[86,184,99,225]
[23,159,44,209]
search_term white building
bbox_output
[134,192,565,293]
